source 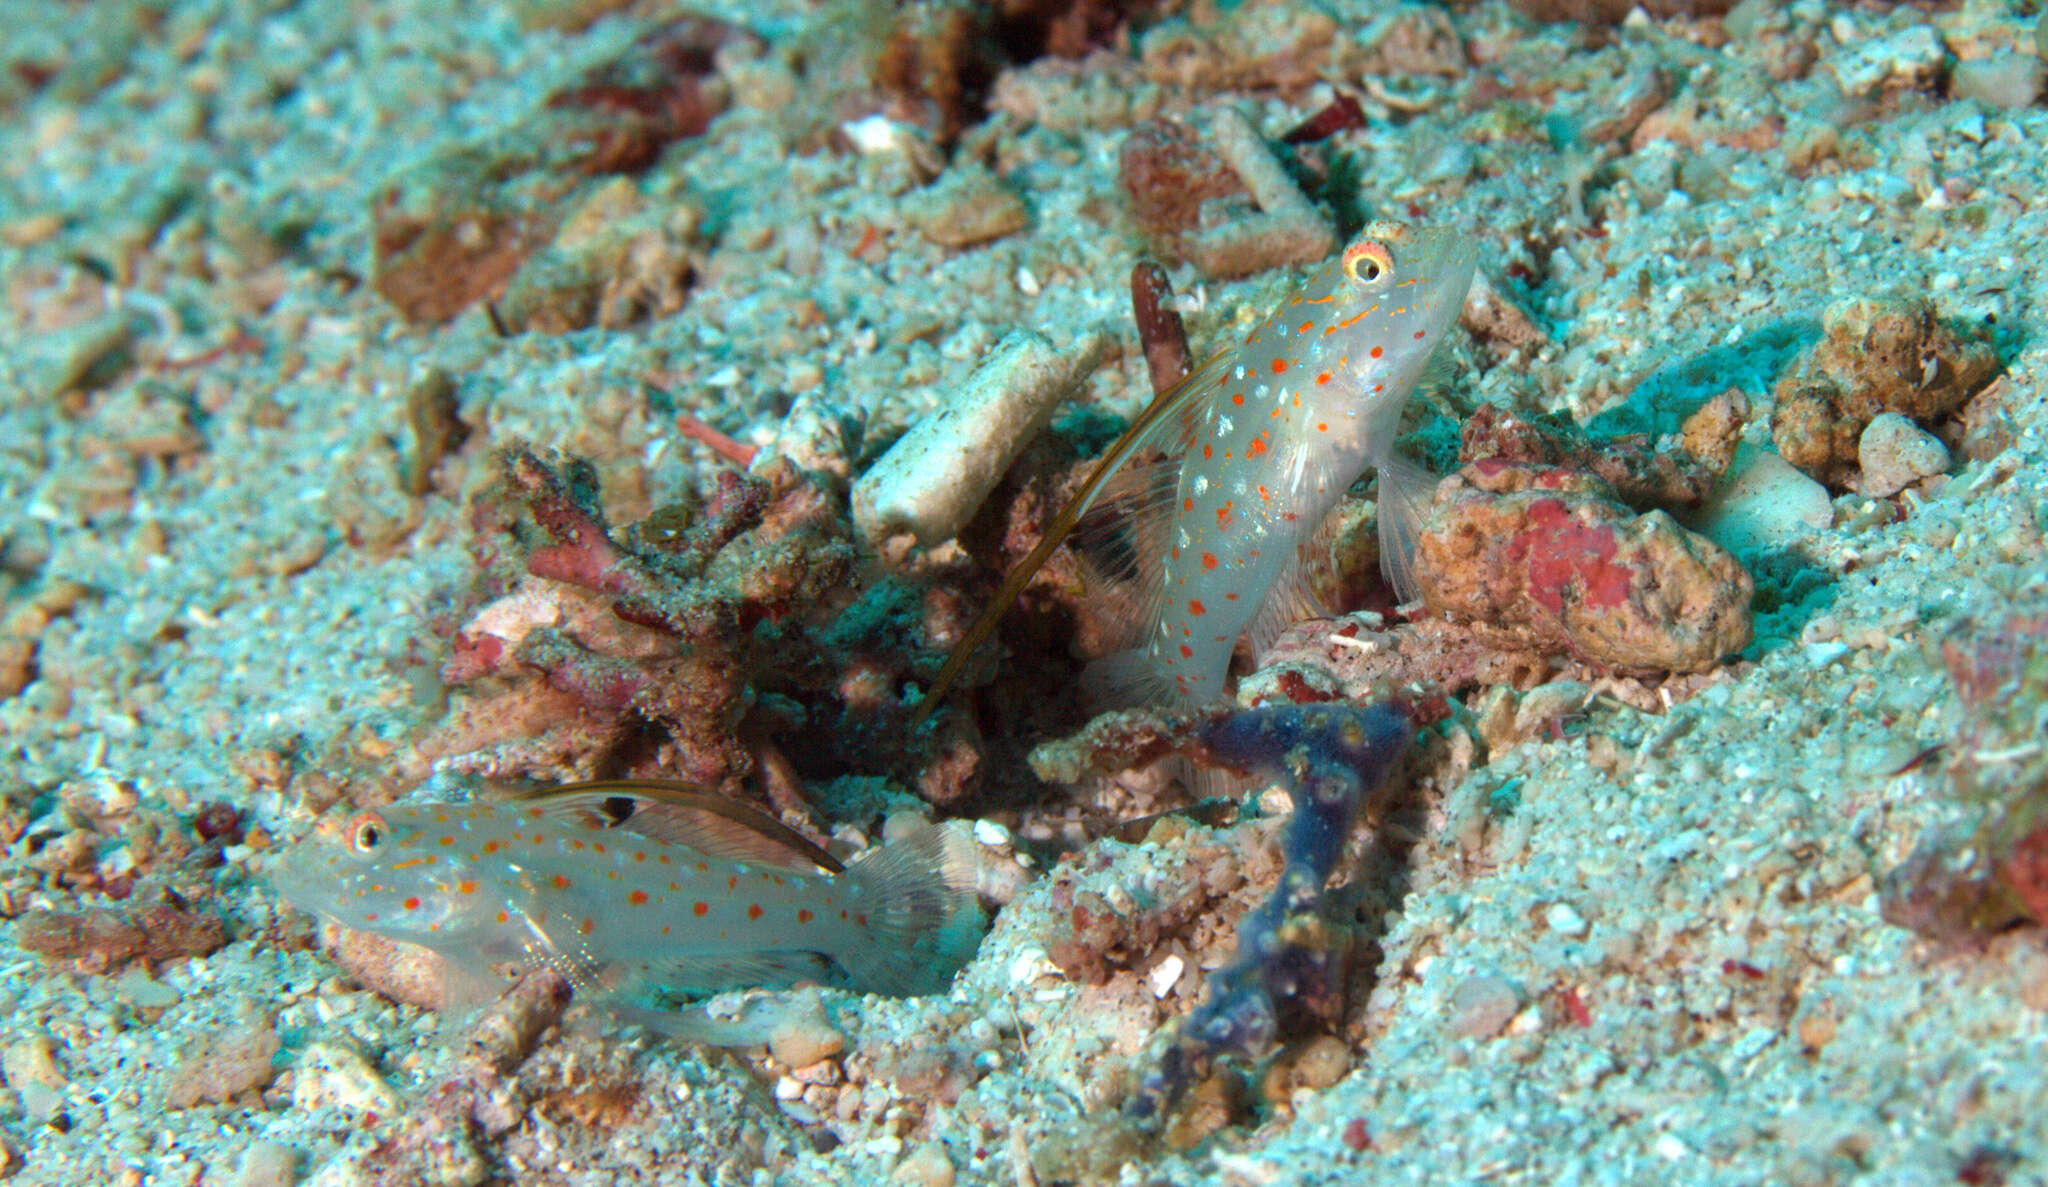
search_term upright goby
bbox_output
[920,221,1478,715]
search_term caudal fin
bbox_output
[831,818,985,996]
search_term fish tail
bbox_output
[834,817,984,996]
[1372,450,1440,605]
[1080,646,1185,710]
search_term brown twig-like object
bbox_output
[1130,261,1191,396]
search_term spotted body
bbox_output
[275,784,982,1015]
[921,222,1478,715]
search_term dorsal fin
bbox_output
[912,348,1236,725]
[489,779,844,873]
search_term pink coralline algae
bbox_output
[1414,462,1753,675]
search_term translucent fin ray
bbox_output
[913,349,1239,723]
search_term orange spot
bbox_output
[1316,371,1331,384]
[1183,497,1195,512]
[1317,422,1329,432]
[856,913,869,927]
[592,843,605,854]
[1231,392,1245,406]
[1299,320,1315,333]
[728,875,739,889]
[748,903,764,920]
[571,839,586,850]
[530,834,543,845]
[1189,599,1207,616]
[1271,358,1288,374]
[1257,484,1271,503]
[1224,592,1240,601]
[457,880,477,895]
[798,909,814,923]
[669,881,681,892]
[438,835,454,847]
[1217,502,1235,529]
[365,912,380,921]
[1414,330,1426,339]
[695,860,708,872]
[633,851,647,863]
[1179,644,1194,658]
[402,897,421,910]
[694,901,710,916]
[628,890,649,905]
[527,807,544,818]
[482,841,500,854]
[1202,444,1213,460]
[495,910,510,924]
[1245,437,1268,458]
[578,918,595,936]
[658,854,672,865]
[1201,551,1218,570]
[1369,345,1383,358]
[551,874,571,889]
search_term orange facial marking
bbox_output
[551,874,571,889]
[1414,330,1427,339]
[1178,644,1194,658]
[402,897,421,911]
[1202,444,1213,460]
[728,875,739,890]
[1298,320,1315,333]
[1217,501,1235,529]
[1271,358,1288,374]
[798,909,814,923]
[1201,551,1219,570]
[457,880,478,895]
[578,918,595,936]
[527,807,545,818]
[748,903,764,920]
[1257,483,1272,503]
[1183,497,1195,512]
[694,901,710,916]
[633,851,647,863]
[628,890,649,905]
[496,910,510,924]
[1316,371,1331,384]
[438,835,454,847]
[592,843,605,854]
[1245,437,1268,458]
[1317,422,1329,432]
[1189,599,1207,616]
[1225,591,1240,601]
[1369,345,1383,358]
[1231,392,1245,406]
[482,841,500,854]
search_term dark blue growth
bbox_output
[1131,701,1412,1122]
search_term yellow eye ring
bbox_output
[348,813,387,854]
[1343,241,1394,286]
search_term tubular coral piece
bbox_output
[1183,107,1336,280]
[851,329,1110,550]
[1130,262,1192,395]
[673,411,758,468]
[1130,702,1411,1121]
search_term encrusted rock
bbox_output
[1769,295,2000,488]
[1416,464,1753,674]
[909,162,1031,248]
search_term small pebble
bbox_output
[1446,974,1521,1040]
[893,1141,956,1187]
[767,1007,846,1068]
[1857,413,1951,498]
[1147,954,1185,999]
[1950,55,2044,110]
[234,1141,300,1187]
[1544,902,1588,937]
